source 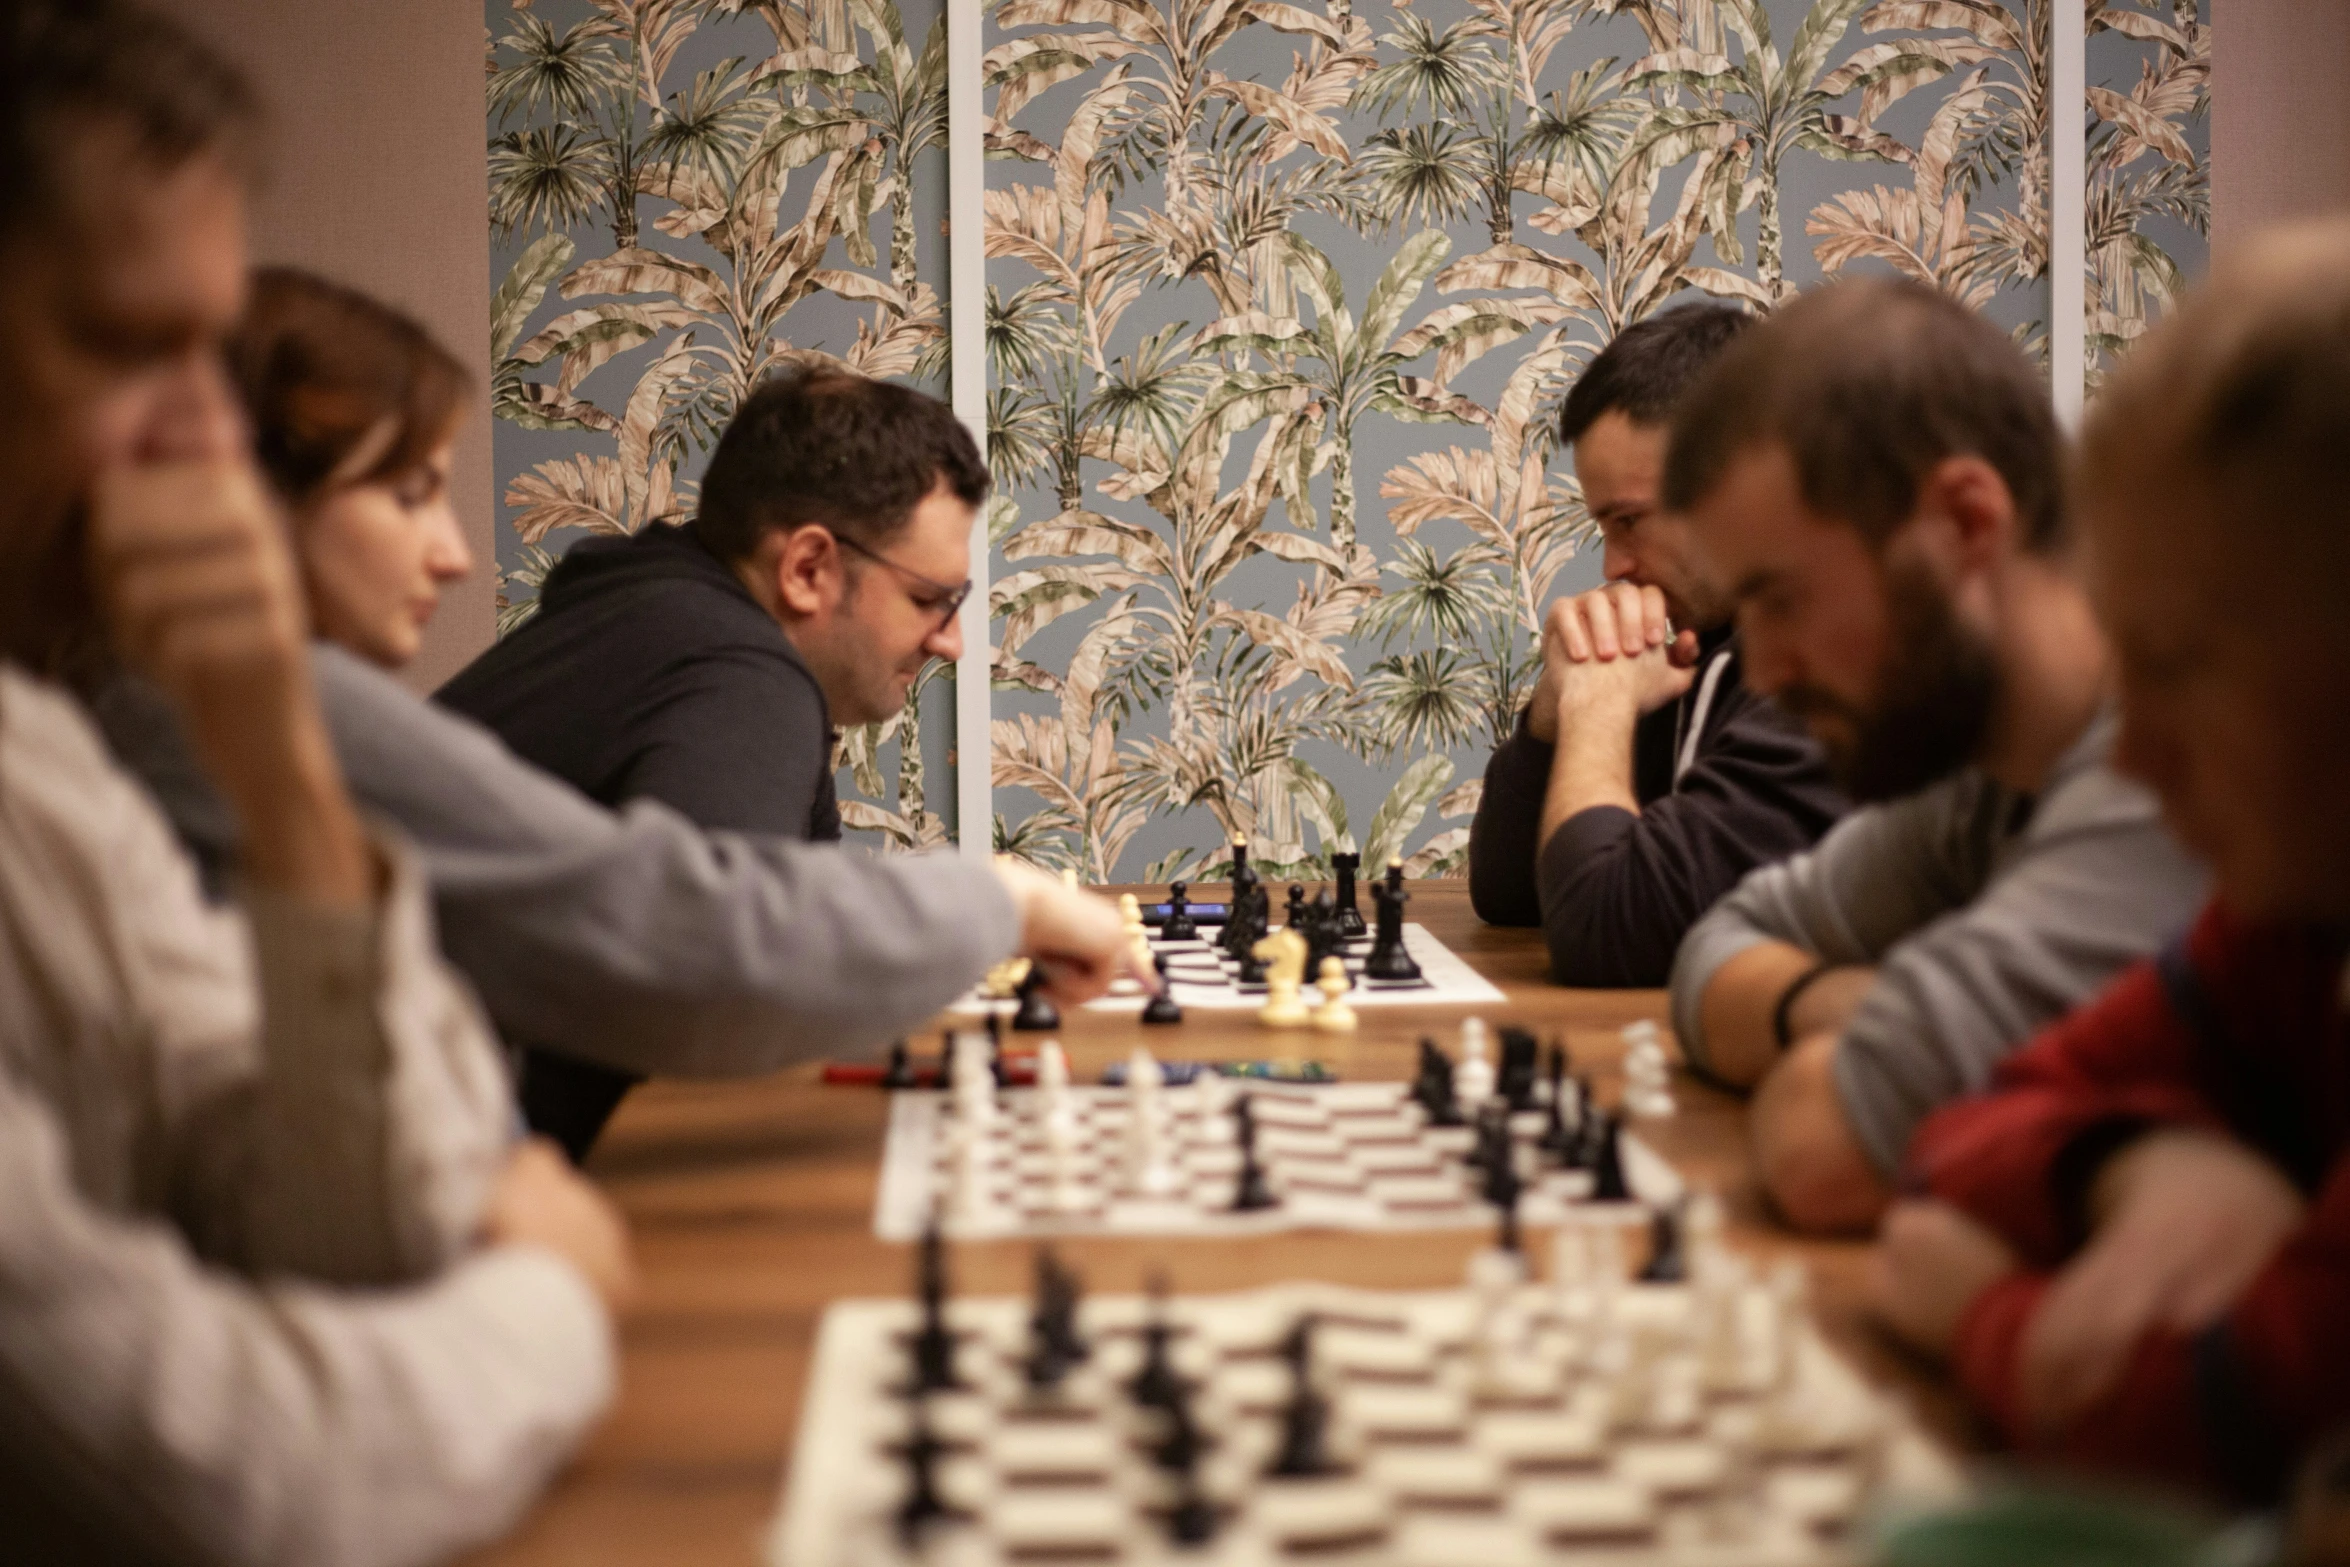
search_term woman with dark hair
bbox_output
[227,266,474,668]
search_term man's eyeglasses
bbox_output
[835,533,972,631]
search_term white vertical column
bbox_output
[2051,0,2088,430]
[949,1,991,861]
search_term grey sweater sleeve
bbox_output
[1826,769,2208,1176]
[312,646,1017,1078]
[1669,777,1994,1069]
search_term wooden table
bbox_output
[465,882,1976,1567]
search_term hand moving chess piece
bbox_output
[1010,963,1060,1031]
[1361,857,1423,981]
[1140,951,1184,1024]
[1310,956,1357,1033]
[1253,928,1311,1027]
[1162,880,1197,942]
[1332,850,1366,938]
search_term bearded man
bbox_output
[1661,278,2207,1235]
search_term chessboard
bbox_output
[767,1258,1965,1566]
[872,1075,1682,1242]
[947,922,1505,1018]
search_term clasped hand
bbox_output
[1526,583,1700,742]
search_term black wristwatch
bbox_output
[1771,961,1835,1052]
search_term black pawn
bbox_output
[1266,1315,1334,1477]
[1590,1112,1632,1202]
[987,1013,1008,1084]
[1286,883,1307,929]
[1163,881,1197,942]
[1010,964,1059,1031]
[1129,1279,1183,1412]
[1563,1076,1600,1170]
[1332,851,1366,938]
[1638,1202,1687,1283]
[1305,890,1346,978]
[1231,1094,1277,1211]
[1142,952,1184,1024]
[882,1038,915,1090]
[895,1398,949,1545]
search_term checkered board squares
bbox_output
[872,1082,1683,1241]
[767,1280,1965,1567]
[945,924,1505,1017]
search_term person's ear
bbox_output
[772,525,840,617]
[1921,454,2017,575]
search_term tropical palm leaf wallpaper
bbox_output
[484,0,2206,876]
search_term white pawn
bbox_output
[1466,1244,1527,1393]
[1115,893,1151,994]
[1036,1040,1075,1131]
[1309,956,1357,1033]
[1125,1049,1175,1194]
[1455,1017,1495,1112]
[1044,1110,1086,1213]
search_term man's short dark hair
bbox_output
[1662,277,2067,554]
[692,366,989,564]
[1,0,258,246]
[1559,301,1752,446]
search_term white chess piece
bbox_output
[1191,1065,1232,1131]
[1619,1020,1677,1118]
[1124,1048,1175,1194]
[1114,893,1151,994]
[951,1032,996,1132]
[1044,1109,1086,1213]
[1309,956,1357,1033]
[1466,1245,1527,1395]
[1455,1017,1495,1112]
[1036,1040,1076,1136]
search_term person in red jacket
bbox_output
[1871,221,2350,1501]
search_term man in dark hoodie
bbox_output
[439,365,983,1148]
[1468,303,1847,988]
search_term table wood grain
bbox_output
[463,880,1980,1567]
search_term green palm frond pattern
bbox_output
[486,0,2205,871]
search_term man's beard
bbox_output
[1779,558,1999,803]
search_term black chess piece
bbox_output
[1286,883,1307,929]
[1413,1038,1464,1127]
[987,1013,1009,1084]
[1591,1111,1632,1202]
[1491,1136,1524,1256]
[1152,1381,1203,1471]
[894,1396,949,1545]
[910,1221,959,1393]
[1010,964,1060,1031]
[1141,952,1184,1024]
[1129,1279,1184,1412]
[881,1038,915,1090]
[1474,1102,1517,1199]
[1638,1201,1687,1283]
[1163,881,1197,942]
[1025,1247,1090,1388]
[1233,901,1268,986]
[1221,843,1258,958]
[1168,1475,1217,1545]
[1304,890,1346,979]
[1159,1383,1218,1544]
[1498,1026,1540,1112]
[1537,1045,1572,1159]
[1266,1315,1334,1478]
[1231,1094,1278,1211]
[1361,860,1423,982]
[1332,850,1366,938]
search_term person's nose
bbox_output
[139,351,245,465]
[423,502,474,583]
[1602,535,1638,583]
[926,607,964,664]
